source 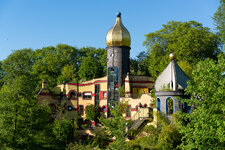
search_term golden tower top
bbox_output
[169,53,175,60]
[106,12,131,47]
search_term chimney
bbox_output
[42,81,47,89]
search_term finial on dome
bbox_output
[169,53,175,60]
[117,12,121,17]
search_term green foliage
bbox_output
[213,0,225,49]
[126,134,159,150]
[179,54,225,149]
[78,56,103,81]
[0,77,52,149]
[78,47,107,81]
[66,142,101,150]
[86,104,100,122]
[100,103,128,150]
[32,44,79,87]
[157,124,182,149]
[126,125,159,149]
[52,119,76,143]
[118,85,125,97]
[159,83,173,91]
[57,64,77,84]
[2,49,35,79]
[91,128,111,149]
[0,61,4,88]
[0,44,106,149]
[143,21,221,80]
[130,51,150,76]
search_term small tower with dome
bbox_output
[155,53,190,118]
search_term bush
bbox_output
[66,142,101,150]
[157,124,182,149]
[86,104,100,123]
[52,118,76,143]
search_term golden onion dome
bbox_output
[106,12,131,47]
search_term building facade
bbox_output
[37,13,155,122]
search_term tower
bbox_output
[155,53,190,120]
[106,12,131,87]
[106,12,131,116]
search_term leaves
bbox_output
[179,54,225,149]
[213,0,225,48]
[143,21,221,80]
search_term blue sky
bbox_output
[0,0,220,61]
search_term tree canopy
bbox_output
[179,54,225,149]
[213,0,225,49]
[0,44,107,149]
[143,21,221,79]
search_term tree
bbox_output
[52,118,76,144]
[213,0,225,49]
[2,49,35,81]
[179,54,225,149]
[32,44,78,87]
[0,76,51,149]
[85,104,100,122]
[143,21,221,79]
[100,103,128,150]
[0,61,4,88]
[78,56,103,81]
[130,51,150,76]
[57,64,77,83]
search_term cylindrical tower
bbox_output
[106,12,131,87]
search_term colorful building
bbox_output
[37,12,156,122]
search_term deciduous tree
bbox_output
[179,54,225,149]
[143,21,221,79]
[213,0,225,49]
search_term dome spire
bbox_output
[117,12,121,17]
[106,12,131,47]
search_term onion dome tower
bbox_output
[106,12,131,116]
[106,12,131,87]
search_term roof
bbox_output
[106,12,131,47]
[155,60,189,92]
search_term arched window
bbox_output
[157,98,161,112]
[166,97,174,115]
[69,91,77,99]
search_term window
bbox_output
[103,92,107,99]
[69,91,77,100]
[68,106,72,111]
[166,97,174,115]
[102,106,107,112]
[157,98,161,112]
[83,92,92,99]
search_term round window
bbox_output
[68,106,72,111]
